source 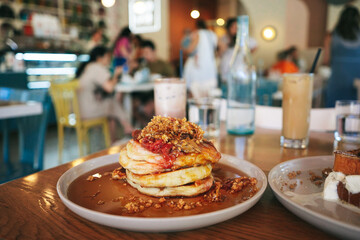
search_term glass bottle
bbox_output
[226,15,257,135]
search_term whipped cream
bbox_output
[323,172,360,201]
[323,172,345,201]
[344,175,360,194]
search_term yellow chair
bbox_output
[49,81,111,163]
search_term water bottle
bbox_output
[226,15,257,135]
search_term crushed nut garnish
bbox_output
[112,167,126,180]
[314,180,323,186]
[86,173,102,181]
[289,183,297,190]
[112,196,123,202]
[309,171,323,182]
[322,168,332,178]
[133,116,205,153]
[223,177,258,194]
[287,171,301,179]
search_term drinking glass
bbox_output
[334,100,360,143]
[188,98,221,138]
[280,73,314,149]
[154,78,186,118]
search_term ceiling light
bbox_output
[101,0,115,8]
[190,10,200,19]
[261,26,277,41]
[133,1,147,15]
[216,18,225,26]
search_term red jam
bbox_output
[139,137,176,168]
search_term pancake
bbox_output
[126,175,214,197]
[127,140,167,165]
[119,148,165,175]
[126,164,212,188]
[126,140,221,168]
[118,116,222,197]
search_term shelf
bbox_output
[0,0,110,51]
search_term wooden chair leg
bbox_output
[75,126,84,157]
[84,127,91,155]
[103,120,111,148]
[58,124,64,164]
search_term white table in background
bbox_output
[115,82,154,123]
[0,101,42,119]
[0,100,43,165]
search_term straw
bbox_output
[179,49,183,78]
[309,48,322,73]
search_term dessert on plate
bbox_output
[323,148,360,208]
[119,116,222,197]
[67,116,260,217]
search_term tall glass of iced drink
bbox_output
[281,73,314,149]
[154,78,186,118]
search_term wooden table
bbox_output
[0,128,347,239]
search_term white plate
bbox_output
[268,155,360,240]
[57,153,267,232]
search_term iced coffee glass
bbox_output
[280,73,314,149]
[154,78,186,118]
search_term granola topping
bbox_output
[132,116,205,154]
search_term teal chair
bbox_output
[0,88,50,183]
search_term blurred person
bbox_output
[113,26,132,66]
[130,40,175,126]
[140,39,175,77]
[183,19,218,98]
[131,34,143,62]
[218,17,237,57]
[86,28,104,51]
[76,46,133,141]
[324,5,360,107]
[270,49,299,74]
[219,17,258,90]
[181,28,196,57]
[286,46,307,72]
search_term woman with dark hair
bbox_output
[218,17,257,92]
[77,46,133,140]
[113,26,132,66]
[183,19,218,98]
[324,5,360,107]
[218,17,237,56]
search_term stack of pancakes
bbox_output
[119,116,221,197]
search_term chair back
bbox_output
[49,81,81,126]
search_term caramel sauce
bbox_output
[67,163,257,218]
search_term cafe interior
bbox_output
[1,0,360,239]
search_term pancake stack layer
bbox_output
[119,116,221,197]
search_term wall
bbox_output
[241,0,287,69]
[239,0,327,69]
[284,0,309,49]
[217,0,238,20]
[168,0,217,62]
[108,0,170,61]
[302,0,327,47]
